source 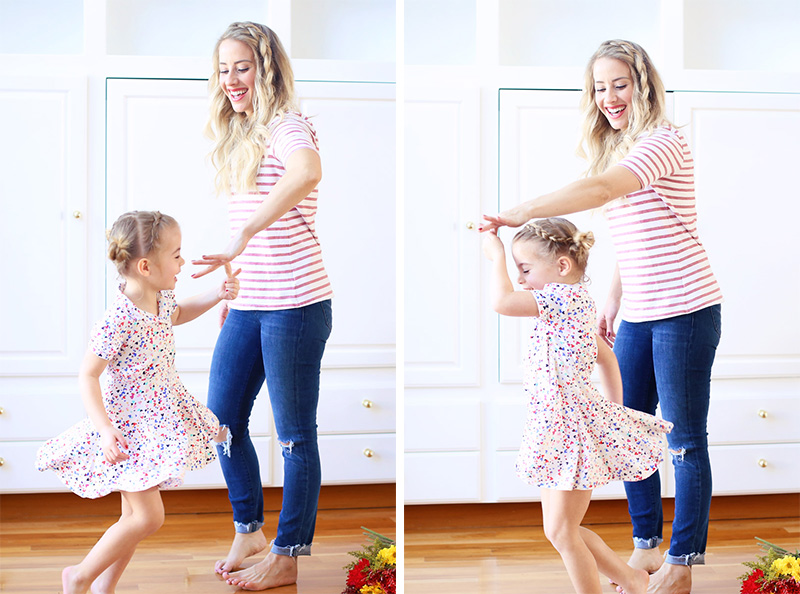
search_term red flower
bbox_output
[774,578,800,594]
[742,569,766,594]
[346,558,371,589]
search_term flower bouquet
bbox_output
[342,527,396,594]
[740,538,800,593]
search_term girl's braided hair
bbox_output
[513,217,594,277]
[106,210,177,275]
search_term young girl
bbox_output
[36,210,240,594]
[482,217,673,594]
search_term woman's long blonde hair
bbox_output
[578,40,669,176]
[206,22,298,195]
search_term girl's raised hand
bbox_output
[480,204,531,233]
[219,262,242,301]
[482,229,506,262]
[99,426,129,464]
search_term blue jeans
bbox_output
[207,300,332,557]
[615,305,721,566]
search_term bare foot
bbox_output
[215,531,269,575]
[614,568,649,594]
[223,552,298,591]
[616,563,691,594]
[628,547,664,574]
[63,566,90,594]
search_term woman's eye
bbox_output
[237,68,249,73]
[595,88,606,94]
[220,70,229,75]
[616,84,627,90]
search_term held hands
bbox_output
[482,229,506,262]
[99,425,129,464]
[192,231,249,279]
[480,205,531,233]
[597,298,621,347]
[218,262,242,301]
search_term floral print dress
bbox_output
[516,283,673,490]
[36,289,220,498]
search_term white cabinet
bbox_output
[0,2,395,493]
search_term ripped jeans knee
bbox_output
[215,424,233,458]
[669,445,687,463]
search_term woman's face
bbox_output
[593,57,634,131]
[218,38,257,117]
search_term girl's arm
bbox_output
[192,148,322,278]
[598,263,622,347]
[595,338,623,405]
[481,165,641,232]
[173,263,240,326]
[482,232,539,317]
[79,350,129,464]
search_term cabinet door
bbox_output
[0,77,88,376]
[673,92,800,379]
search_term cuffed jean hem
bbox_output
[234,520,265,534]
[666,552,705,566]
[271,542,312,557]
[633,536,664,549]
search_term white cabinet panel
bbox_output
[707,394,800,445]
[0,77,87,376]
[317,386,395,434]
[298,82,396,369]
[404,399,482,452]
[404,87,481,386]
[0,441,70,493]
[404,452,481,503]
[674,92,800,378]
[181,436,273,488]
[706,444,800,495]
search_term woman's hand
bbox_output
[597,298,620,347]
[99,425,129,464]
[482,229,506,262]
[192,230,249,279]
[218,263,242,301]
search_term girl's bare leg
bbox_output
[89,495,136,594]
[62,487,164,594]
[579,527,649,594]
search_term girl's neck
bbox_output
[121,277,160,315]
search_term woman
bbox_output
[193,22,333,591]
[481,39,722,594]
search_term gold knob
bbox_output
[362,399,373,409]
[758,410,768,419]
[73,210,82,219]
[758,459,768,468]
[0,406,4,415]
[0,457,5,467]
[362,448,375,458]
[465,221,475,230]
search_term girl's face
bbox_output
[512,241,564,291]
[218,38,257,117]
[147,225,185,291]
[593,57,634,131]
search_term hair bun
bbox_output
[573,230,595,251]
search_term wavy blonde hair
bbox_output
[513,217,595,278]
[206,22,298,195]
[578,40,669,176]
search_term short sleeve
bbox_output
[268,114,319,165]
[89,306,133,362]
[158,291,176,322]
[617,127,687,189]
[533,285,565,322]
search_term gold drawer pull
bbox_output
[362,399,374,409]
[0,457,5,467]
[0,406,4,415]
[757,409,768,419]
[362,448,375,458]
[757,459,768,468]
[73,210,82,219]
[465,221,475,230]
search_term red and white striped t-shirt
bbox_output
[606,125,723,322]
[228,112,333,311]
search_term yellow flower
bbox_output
[771,555,800,582]
[360,585,386,594]
[376,545,396,566]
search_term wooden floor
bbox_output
[405,495,800,594]
[0,486,396,594]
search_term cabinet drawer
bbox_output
[318,434,395,484]
[0,392,85,440]
[317,386,395,434]
[0,441,70,493]
[707,396,800,444]
[404,399,481,451]
[404,451,481,503]
[707,444,800,495]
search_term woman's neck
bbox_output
[122,277,159,315]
